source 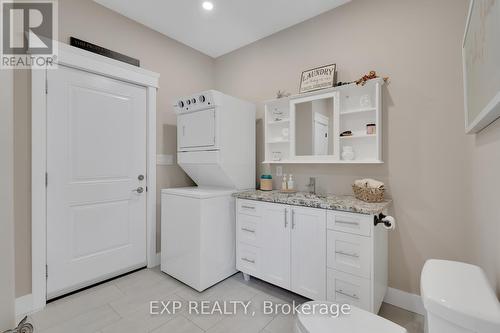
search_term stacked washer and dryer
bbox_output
[161,90,255,291]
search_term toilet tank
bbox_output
[421,260,500,333]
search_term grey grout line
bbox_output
[171,292,209,331]
[107,300,123,319]
[97,304,123,332]
[178,312,208,332]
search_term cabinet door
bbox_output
[261,203,291,289]
[290,207,327,300]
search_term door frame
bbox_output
[31,42,160,310]
[312,111,329,155]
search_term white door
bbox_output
[290,207,326,300]
[313,113,329,155]
[261,203,291,289]
[46,65,147,299]
[177,109,216,150]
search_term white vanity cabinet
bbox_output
[236,200,327,299]
[236,198,388,314]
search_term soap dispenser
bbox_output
[282,174,288,191]
[287,174,294,190]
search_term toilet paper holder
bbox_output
[374,213,392,228]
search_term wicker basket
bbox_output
[352,184,385,203]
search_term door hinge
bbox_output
[45,265,48,279]
[45,172,48,187]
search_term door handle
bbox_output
[241,257,255,264]
[335,250,360,258]
[284,208,288,228]
[132,187,144,194]
[291,209,295,229]
[336,289,359,300]
[336,219,359,226]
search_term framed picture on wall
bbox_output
[463,0,500,134]
[299,63,337,94]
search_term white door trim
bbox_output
[31,42,159,311]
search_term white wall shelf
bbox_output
[262,159,383,164]
[263,78,384,164]
[340,133,377,140]
[267,140,290,144]
[340,107,376,115]
[268,119,290,124]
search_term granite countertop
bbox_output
[233,190,391,215]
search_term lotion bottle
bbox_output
[282,174,288,190]
[287,174,294,190]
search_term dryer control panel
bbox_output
[175,90,215,113]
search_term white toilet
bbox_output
[294,301,407,333]
[421,259,500,333]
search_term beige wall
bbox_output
[1,69,16,330]
[469,118,500,295]
[14,0,210,297]
[214,0,471,294]
[14,69,31,298]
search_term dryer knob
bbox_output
[186,99,191,105]
[191,98,197,104]
[177,100,184,108]
[199,95,206,103]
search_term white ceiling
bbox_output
[94,0,351,58]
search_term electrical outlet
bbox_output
[275,166,283,177]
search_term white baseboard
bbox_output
[384,287,426,315]
[15,294,34,321]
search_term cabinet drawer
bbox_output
[237,214,261,247]
[237,200,261,217]
[327,211,371,237]
[327,230,371,279]
[327,269,371,311]
[237,243,261,276]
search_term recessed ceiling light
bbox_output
[202,1,214,11]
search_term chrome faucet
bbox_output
[307,177,316,194]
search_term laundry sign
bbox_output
[299,63,337,93]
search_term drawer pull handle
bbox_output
[242,205,255,210]
[241,257,255,264]
[336,289,359,300]
[241,227,255,233]
[335,250,360,258]
[336,220,359,226]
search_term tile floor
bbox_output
[28,268,424,333]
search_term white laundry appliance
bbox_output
[161,90,255,291]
